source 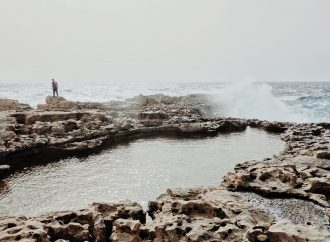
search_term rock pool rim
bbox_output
[0,95,330,241]
[0,94,292,180]
[0,124,284,180]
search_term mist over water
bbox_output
[0,81,329,123]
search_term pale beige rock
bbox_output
[325,208,330,220]
[0,131,16,141]
[0,94,329,241]
[45,96,66,105]
[267,220,330,242]
[257,234,268,241]
[0,99,20,111]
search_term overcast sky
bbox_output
[0,0,329,83]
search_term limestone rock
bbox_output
[267,220,330,242]
[146,188,273,242]
[0,131,16,141]
[0,99,20,111]
[222,156,330,207]
[111,219,142,242]
[46,96,67,105]
[0,94,329,241]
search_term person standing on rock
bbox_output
[52,79,59,97]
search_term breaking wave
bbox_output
[0,81,329,123]
[209,82,302,122]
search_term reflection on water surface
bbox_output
[0,128,285,216]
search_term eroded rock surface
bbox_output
[0,99,31,112]
[0,201,145,242]
[1,189,329,241]
[0,95,248,171]
[0,94,329,241]
[223,157,330,207]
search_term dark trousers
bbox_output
[53,89,58,97]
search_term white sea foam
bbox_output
[209,81,303,122]
[0,81,329,123]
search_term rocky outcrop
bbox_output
[221,121,330,208]
[0,99,31,112]
[222,156,330,207]
[146,188,272,242]
[1,188,329,241]
[0,95,248,171]
[0,201,145,242]
[0,99,20,111]
[37,96,107,111]
[281,123,330,157]
[0,94,330,241]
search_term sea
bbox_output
[0,81,329,123]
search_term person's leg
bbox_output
[56,89,58,96]
[53,89,55,97]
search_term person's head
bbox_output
[52,79,55,83]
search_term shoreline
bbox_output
[0,95,329,241]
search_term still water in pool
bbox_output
[0,128,285,216]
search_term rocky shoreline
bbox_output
[0,95,329,241]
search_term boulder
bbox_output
[0,99,20,111]
[111,219,142,242]
[45,96,66,105]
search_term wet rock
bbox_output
[217,119,247,133]
[263,122,288,133]
[178,123,206,133]
[316,151,330,159]
[0,165,10,177]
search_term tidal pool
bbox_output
[0,127,285,216]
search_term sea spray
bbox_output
[0,81,329,122]
[209,81,302,122]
